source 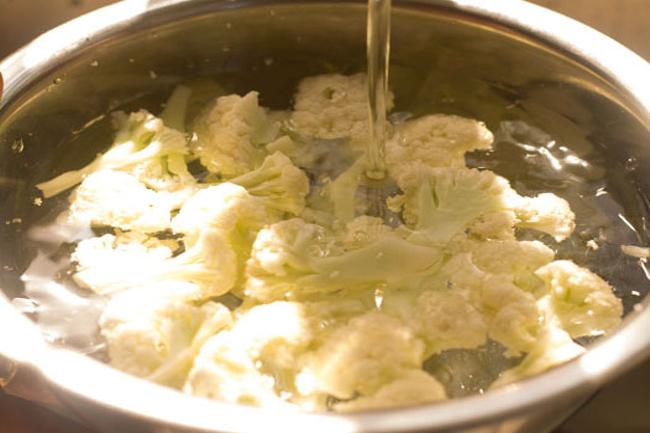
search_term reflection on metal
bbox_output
[0,354,17,389]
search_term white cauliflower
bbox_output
[480,275,544,356]
[66,170,177,233]
[536,260,623,338]
[265,134,346,170]
[410,289,487,357]
[72,229,237,299]
[396,167,575,245]
[470,240,554,277]
[465,210,518,241]
[341,215,401,250]
[99,282,231,385]
[433,254,543,356]
[192,92,279,177]
[185,329,287,407]
[37,110,193,198]
[321,157,367,224]
[289,73,394,148]
[514,193,576,242]
[230,151,310,215]
[334,369,446,412]
[28,77,626,413]
[296,311,425,399]
[172,183,275,287]
[185,301,324,407]
[386,114,493,176]
[470,239,554,293]
[72,233,174,294]
[244,218,442,302]
[399,167,518,245]
[162,229,238,298]
[172,183,272,246]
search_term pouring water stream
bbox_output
[366,0,391,181]
[364,0,394,218]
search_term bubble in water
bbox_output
[264,57,274,66]
[149,70,158,80]
[10,138,24,154]
[624,157,638,172]
[90,60,99,67]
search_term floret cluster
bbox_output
[34,74,622,411]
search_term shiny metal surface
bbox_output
[0,0,116,59]
[0,1,649,433]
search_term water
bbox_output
[8,114,648,398]
[365,0,391,181]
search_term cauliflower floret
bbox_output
[410,289,487,357]
[480,275,544,356]
[515,193,576,242]
[397,167,576,246]
[465,210,517,240]
[100,282,231,385]
[244,218,442,302]
[185,330,286,407]
[400,167,518,245]
[536,260,622,338]
[386,114,493,176]
[165,182,276,296]
[28,78,624,411]
[342,215,399,250]
[37,110,193,198]
[172,183,272,245]
[163,229,238,298]
[334,370,446,412]
[470,240,555,293]
[322,157,367,223]
[230,151,310,215]
[296,311,425,399]
[191,92,279,177]
[185,302,316,407]
[149,301,233,387]
[471,240,554,276]
[172,184,275,286]
[289,73,394,148]
[72,233,174,295]
[265,134,354,171]
[66,170,177,232]
[72,229,237,299]
[435,254,543,356]
[491,324,585,388]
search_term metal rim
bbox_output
[1,0,649,432]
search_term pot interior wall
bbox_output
[0,0,648,338]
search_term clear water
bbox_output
[365,0,391,180]
[8,108,649,398]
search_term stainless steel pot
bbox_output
[0,1,649,432]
